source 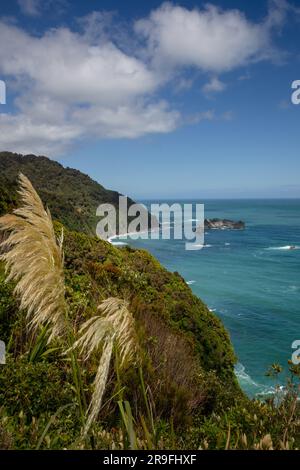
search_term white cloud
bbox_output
[0,19,177,155]
[185,109,234,124]
[172,77,195,93]
[0,23,159,104]
[238,72,251,81]
[0,100,179,155]
[202,77,226,95]
[0,1,292,156]
[135,1,285,73]
[17,0,67,17]
[72,100,179,139]
[17,0,41,17]
[0,112,81,155]
[185,110,215,124]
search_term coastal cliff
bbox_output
[0,154,240,449]
[0,154,299,450]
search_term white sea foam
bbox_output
[235,363,260,390]
[111,241,128,246]
[257,385,285,397]
[108,227,158,243]
[289,285,299,291]
[234,363,285,398]
[192,244,213,248]
[266,245,300,251]
[186,280,196,285]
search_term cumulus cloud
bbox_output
[0,23,159,104]
[0,99,180,155]
[135,1,285,72]
[0,112,80,156]
[0,1,292,156]
[0,19,177,155]
[202,77,226,95]
[72,100,180,139]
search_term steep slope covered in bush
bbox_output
[0,166,242,448]
[0,152,140,235]
[0,223,239,418]
[0,168,299,450]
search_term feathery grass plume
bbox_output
[0,173,67,342]
[73,297,137,434]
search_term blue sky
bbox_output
[0,0,300,198]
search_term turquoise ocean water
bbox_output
[113,200,300,397]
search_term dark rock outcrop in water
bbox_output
[204,218,245,230]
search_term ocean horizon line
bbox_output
[136,197,300,202]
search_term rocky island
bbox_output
[204,218,245,230]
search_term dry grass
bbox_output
[0,173,67,342]
[0,175,138,434]
[72,297,137,435]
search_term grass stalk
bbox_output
[118,400,138,450]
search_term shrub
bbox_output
[0,356,73,418]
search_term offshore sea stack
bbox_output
[204,218,245,230]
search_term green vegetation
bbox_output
[0,151,140,235]
[0,157,299,450]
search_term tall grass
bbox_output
[72,298,137,435]
[0,174,86,421]
[0,174,66,342]
[0,174,138,437]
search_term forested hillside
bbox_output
[0,152,138,235]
